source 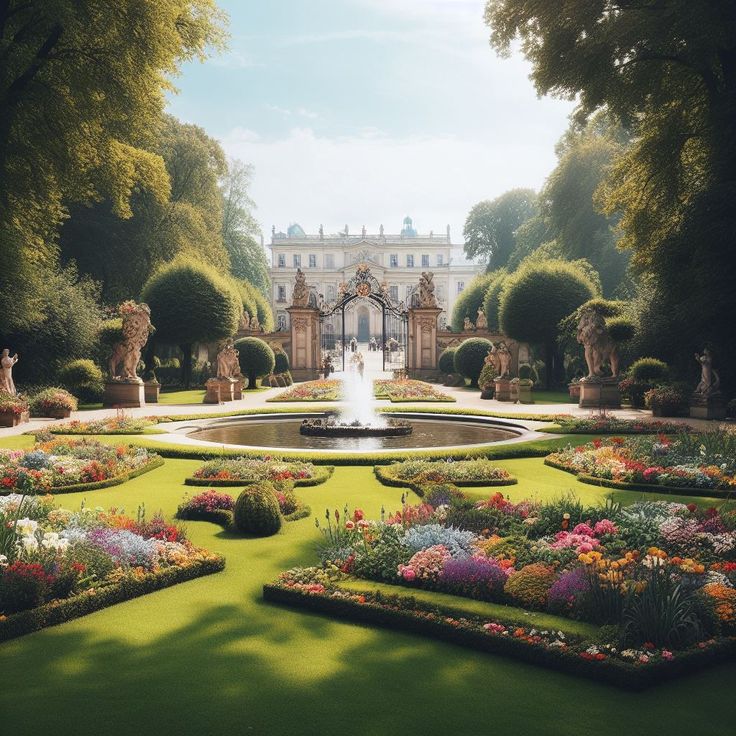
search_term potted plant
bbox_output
[644,384,687,417]
[517,363,535,404]
[29,387,78,419]
[478,363,496,400]
[0,391,30,426]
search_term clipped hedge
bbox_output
[0,556,225,643]
[233,482,282,536]
[374,462,517,492]
[454,338,493,387]
[184,464,334,487]
[438,348,457,375]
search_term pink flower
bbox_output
[572,522,595,537]
[593,519,618,536]
[399,566,416,582]
[345,520,355,530]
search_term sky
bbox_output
[165,0,575,245]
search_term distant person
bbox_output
[358,354,365,380]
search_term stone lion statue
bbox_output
[577,309,619,378]
[419,272,438,308]
[109,302,152,382]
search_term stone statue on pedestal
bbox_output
[496,341,512,379]
[291,268,310,307]
[250,314,260,331]
[577,309,619,378]
[463,316,475,332]
[1,349,18,395]
[109,302,151,382]
[694,349,720,396]
[239,311,250,331]
[485,345,500,375]
[475,308,487,331]
[216,339,240,379]
[418,272,438,308]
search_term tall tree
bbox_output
[463,189,538,268]
[59,116,231,302]
[221,159,270,296]
[485,0,736,382]
[0,0,225,331]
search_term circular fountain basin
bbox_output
[169,412,535,453]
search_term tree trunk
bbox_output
[180,343,192,389]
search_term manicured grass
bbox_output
[0,450,734,736]
[158,389,207,404]
[336,578,599,637]
[533,389,575,404]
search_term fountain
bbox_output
[299,371,412,438]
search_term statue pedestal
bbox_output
[494,378,513,402]
[144,381,160,403]
[517,379,534,404]
[0,410,29,427]
[579,378,621,409]
[103,381,145,408]
[689,393,726,420]
[287,306,321,381]
[408,307,442,378]
[568,382,581,401]
[233,378,244,400]
[204,378,235,404]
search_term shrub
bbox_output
[478,363,496,392]
[547,567,591,616]
[438,348,457,375]
[644,385,688,417]
[629,357,669,384]
[58,359,104,403]
[504,563,556,609]
[518,363,535,382]
[0,561,53,613]
[451,273,495,332]
[274,350,290,374]
[0,391,29,416]
[233,481,282,536]
[29,388,78,416]
[606,316,636,344]
[454,338,493,386]
[234,337,275,389]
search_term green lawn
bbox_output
[533,389,575,404]
[0,449,734,736]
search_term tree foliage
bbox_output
[485,0,736,386]
[454,338,493,387]
[463,189,538,268]
[451,272,495,332]
[234,337,275,388]
[481,270,508,333]
[0,0,225,331]
[141,258,241,387]
[499,260,597,387]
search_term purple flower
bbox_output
[439,556,507,598]
[547,567,591,614]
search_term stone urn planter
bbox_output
[517,379,534,404]
[144,381,160,403]
[0,410,29,427]
[480,388,494,400]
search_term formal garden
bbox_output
[3,1,736,735]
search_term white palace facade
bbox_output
[268,217,482,340]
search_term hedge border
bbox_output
[175,505,311,527]
[184,465,334,487]
[374,464,517,495]
[0,556,225,643]
[543,457,733,499]
[262,583,736,691]
[0,455,165,496]
[538,423,694,435]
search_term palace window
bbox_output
[277,254,286,268]
[421,254,429,267]
[456,281,465,294]
[436,254,444,266]
[277,314,287,331]
[326,284,336,301]
[293,254,301,268]
[277,285,287,302]
[389,254,398,267]
[308,254,317,268]
[325,253,335,269]
[389,285,399,302]
[407,254,414,268]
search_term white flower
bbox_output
[20,535,39,551]
[41,531,70,552]
[0,554,8,567]
[15,518,38,536]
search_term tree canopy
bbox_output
[463,189,538,268]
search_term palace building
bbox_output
[268,217,482,339]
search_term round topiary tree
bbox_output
[499,260,597,388]
[141,258,242,388]
[234,337,275,389]
[274,349,290,374]
[58,359,104,403]
[438,347,457,375]
[629,357,669,384]
[454,337,493,386]
[233,481,282,536]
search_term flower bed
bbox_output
[177,486,310,526]
[0,391,29,427]
[546,431,736,494]
[185,457,333,487]
[44,416,162,434]
[373,380,455,403]
[263,570,735,690]
[375,459,516,489]
[0,494,224,641]
[268,380,342,402]
[295,490,736,683]
[29,388,78,418]
[0,439,162,494]
[544,415,693,434]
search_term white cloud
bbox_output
[219,125,562,243]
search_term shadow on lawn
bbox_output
[2,592,735,736]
